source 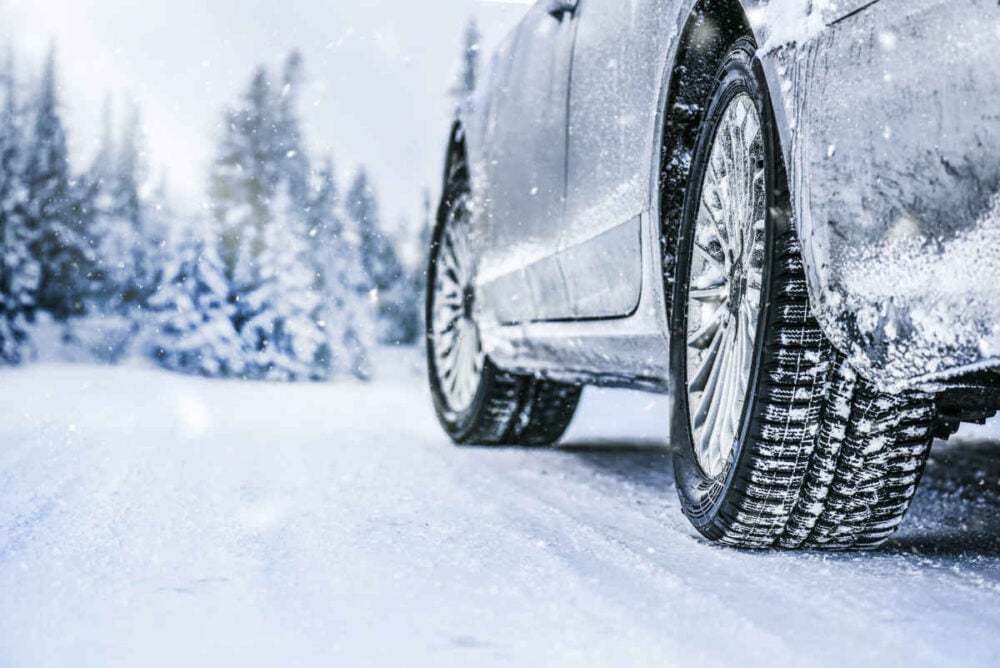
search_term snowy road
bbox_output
[1,356,999,667]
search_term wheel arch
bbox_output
[439,121,468,207]
[656,0,796,323]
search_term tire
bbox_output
[669,39,936,549]
[426,145,581,447]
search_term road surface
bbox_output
[1,354,998,667]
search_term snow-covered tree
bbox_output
[113,104,154,306]
[308,159,374,380]
[24,48,95,321]
[90,98,139,314]
[276,51,310,206]
[210,66,283,295]
[209,53,337,380]
[409,188,434,344]
[345,168,409,345]
[384,213,421,346]
[147,220,244,377]
[139,174,172,299]
[240,182,325,381]
[0,49,36,363]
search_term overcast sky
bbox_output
[0,0,531,228]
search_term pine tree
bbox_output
[112,103,151,310]
[450,18,481,104]
[210,53,340,380]
[139,174,171,304]
[276,50,310,206]
[147,220,244,377]
[25,48,95,321]
[240,181,325,380]
[0,48,36,363]
[89,96,134,314]
[309,158,374,379]
[210,66,283,296]
[346,168,408,344]
[409,188,434,345]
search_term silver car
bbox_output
[424,0,1000,549]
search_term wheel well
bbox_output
[659,0,755,318]
[439,122,469,223]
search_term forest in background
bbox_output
[0,19,481,382]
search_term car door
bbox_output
[477,0,579,324]
[560,0,676,319]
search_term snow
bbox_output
[2,350,999,667]
[839,192,1000,383]
[749,0,830,53]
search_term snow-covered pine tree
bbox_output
[450,18,481,105]
[240,180,325,381]
[111,103,152,311]
[147,220,244,377]
[308,158,374,380]
[209,65,283,306]
[276,50,310,207]
[409,188,434,345]
[345,168,408,345]
[89,96,137,315]
[139,174,172,304]
[386,212,421,346]
[24,48,96,321]
[0,48,36,363]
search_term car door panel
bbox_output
[477,2,577,325]
[560,213,642,318]
[560,0,677,319]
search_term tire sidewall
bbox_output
[425,185,505,442]
[669,40,781,535]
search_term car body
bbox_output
[425,0,1000,548]
[450,0,999,398]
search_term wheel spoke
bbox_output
[685,93,766,478]
[431,193,486,413]
[689,284,727,304]
[688,307,728,350]
[689,325,725,393]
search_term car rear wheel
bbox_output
[669,39,936,549]
[426,147,581,446]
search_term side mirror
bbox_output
[546,0,578,20]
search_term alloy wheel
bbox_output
[684,93,767,478]
[430,194,485,413]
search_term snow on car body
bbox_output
[425,0,1000,548]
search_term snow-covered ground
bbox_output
[1,350,999,667]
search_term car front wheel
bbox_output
[669,38,936,549]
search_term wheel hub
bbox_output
[684,93,767,478]
[462,284,476,320]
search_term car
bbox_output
[424,0,1000,549]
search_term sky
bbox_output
[0,0,531,229]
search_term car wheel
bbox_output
[669,38,936,549]
[426,148,581,446]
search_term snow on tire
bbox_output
[426,141,581,447]
[670,39,935,550]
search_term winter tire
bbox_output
[669,39,936,549]
[426,144,581,446]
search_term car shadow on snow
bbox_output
[554,436,1000,558]
[886,438,1000,559]
[556,439,674,491]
